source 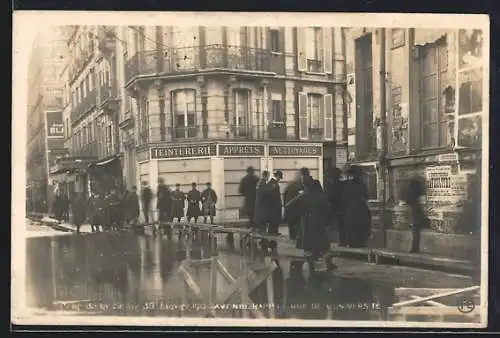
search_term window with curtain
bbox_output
[106,125,113,155]
[232,90,250,136]
[307,94,323,130]
[420,42,448,149]
[140,97,149,143]
[172,89,197,139]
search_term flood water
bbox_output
[24,231,468,322]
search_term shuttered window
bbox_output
[298,92,308,139]
[323,94,334,140]
[172,89,197,139]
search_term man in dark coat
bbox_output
[171,183,186,222]
[343,166,372,248]
[324,168,347,246]
[140,181,153,225]
[105,187,122,231]
[201,182,218,224]
[254,170,271,233]
[283,167,311,239]
[186,182,202,223]
[239,166,259,228]
[266,170,283,235]
[72,193,87,234]
[87,192,104,233]
[401,176,429,253]
[157,178,172,233]
[285,175,331,268]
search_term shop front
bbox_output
[135,141,323,222]
[87,155,124,195]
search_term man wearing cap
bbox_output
[239,166,259,229]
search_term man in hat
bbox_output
[254,170,270,233]
[267,170,283,235]
[284,167,311,240]
[140,181,153,226]
[239,166,259,228]
[186,182,202,223]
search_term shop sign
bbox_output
[46,111,64,138]
[151,144,217,159]
[269,144,322,157]
[219,144,265,157]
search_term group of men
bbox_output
[238,166,374,251]
[83,179,218,234]
[139,179,218,231]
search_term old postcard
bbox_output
[12,11,489,329]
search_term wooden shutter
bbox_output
[323,28,333,74]
[298,92,308,139]
[324,93,334,140]
[297,28,307,72]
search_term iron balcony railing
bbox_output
[73,141,98,158]
[125,45,286,83]
[136,124,299,145]
[99,83,117,105]
[70,89,97,124]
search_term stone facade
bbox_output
[344,28,485,235]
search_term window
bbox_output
[227,28,241,46]
[106,125,113,154]
[306,27,322,72]
[232,90,250,136]
[172,89,197,139]
[85,75,90,94]
[271,100,284,123]
[270,29,280,52]
[82,126,87,145]
[89,68,94,90]
[459,68,483,116]
[420,42,448,148]
[140,97,149,143]
[88,122,93,142]
[307,94,323,130]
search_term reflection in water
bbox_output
[26,233,394,320]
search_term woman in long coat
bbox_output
[285,176,330,261]
[342,165,372,248]
[186,183,202,223]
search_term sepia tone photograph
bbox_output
[12,12,489,328]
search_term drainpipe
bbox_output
[378,28,389,249]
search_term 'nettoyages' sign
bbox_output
[269,144,322,157]
[150,144,217,159]
[219,144,265,157]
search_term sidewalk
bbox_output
[34,216,475,275]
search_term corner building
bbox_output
[120,26,347,221]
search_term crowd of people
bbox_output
[239,165,373,266]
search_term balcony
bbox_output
[136,123,298,145]
[70,89,97,125]
[125,45,286,84]
[73,141,98,158]
[99,83,117,106]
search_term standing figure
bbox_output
[62,192,70,222]
[105,187,122,231]
[186,183,202,223]
[72,193,87,234]
[201,182,218,224]
[343,166,372,248]
[285,175,331,270]
[156,178,172,234]
[267,170,283,235]
[401,176,429,253]
[254,171,271,233]
[140,181,153,225]
[171,183,186,222]
[87,192,104,233]
[283,167,311,239]
[127,186,141,232]
[52,191,64,223]
[324,168,346,246]
[239,166,259,228]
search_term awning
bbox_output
[87,155,121,172]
